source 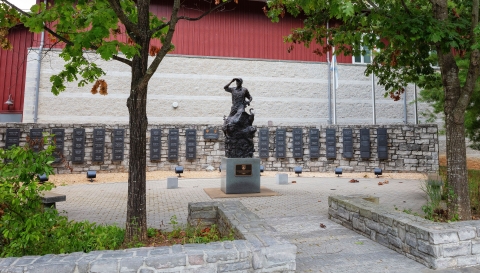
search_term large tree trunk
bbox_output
[444,108,471,220]
[433,0,472,220]
[125,42,150,243]
[440,53,471,220]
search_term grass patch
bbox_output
[437,167,480,220]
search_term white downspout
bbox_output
[33,0,47,123]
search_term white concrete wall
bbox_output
[23,50,434,127]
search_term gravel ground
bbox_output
[49,170,427,187]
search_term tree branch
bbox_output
[137,0,232,90]
[177,0,233,21]
[459,0,480,112]
[400,0,412,15]
[148,22,169,38]
[3,0,132,66]
[106,0,142,41]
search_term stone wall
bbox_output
[328,195,480,269]
[0,123,439,174]
[0,201,296,273]
[23,51,434,126]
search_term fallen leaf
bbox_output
[320,223,326,228]
[383,180,389,184]
[292,181,297,183]
[378,182,383,185]
[318,200,321,202]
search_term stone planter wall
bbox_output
[328,195,480,269]
[0,201,296,273]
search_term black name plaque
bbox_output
[326,129,336,159]
[258,128,269,158]
[5,129,20,149]
[235,164,252,176]
[309,128,320,158]
[292,128,303,158]
[360,128,371,159]
[112,129,125,162]
[343,129,353,159]
[72,128,85,163]
[52,129,65,163]
[377,128,388,160]
[150,129,161,161]
[203,128,219,140]
[29,129,43,152]
[186,129,196,160]
[168,129,179,161]
[275,129,286,158]
[92,129,105,163]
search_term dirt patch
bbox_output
[439,155,480,170]
[48,170,426,187]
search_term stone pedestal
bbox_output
[221,157,260,194]
[167,177,178,189]
[276,173,288,185]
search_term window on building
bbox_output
[353,45,372,64]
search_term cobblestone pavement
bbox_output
[53,175,480,272]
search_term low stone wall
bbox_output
[0,123,438,174]
[328,195,480,269]
[0,201,296,273]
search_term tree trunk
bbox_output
[445,110,471,220]
[432,0,472,220]
[125,42,149,243]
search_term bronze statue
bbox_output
[222,78,256,158]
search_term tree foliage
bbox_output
[0,0,233,242]
[418,55,480,150]
[266,0,480,219]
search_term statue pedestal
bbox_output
[221,157,260,194]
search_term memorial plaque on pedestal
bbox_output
[326,129,336,159]
[72,128,85,163]
[150,129,161,161]
[275,129,286,158]
[377,128,388,160]
[203,128,219,140]
[186,129,196,160]
[52,129,65,163]
[343,129,353,159]
[360,128,371,159]
[309,128,320,158]
[168,129,179,161]
[292,128,303,158]
[92,129,105,163]
[29,129,43,152]
[258,128,269,158]
[112,129,124,162]
[5,129,20,149]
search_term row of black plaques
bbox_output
[4,128,124,164]
[3,127,389,162]
[150,129,197,162]
[258,128,389,160]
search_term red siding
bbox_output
[151,0,327,61]
[0,25,33,114]
[36,0,334,63]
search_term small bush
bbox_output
[0,135,123,257]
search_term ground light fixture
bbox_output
[374,168,383,178]
[260,165,265,174]
[335,167,343,177]
[294,166,302,176]
[175,166,184,177]
[37,173,48,183]
[87,170,96,182]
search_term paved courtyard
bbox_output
[53,175,480,272]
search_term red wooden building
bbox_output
[1,0,356,122]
